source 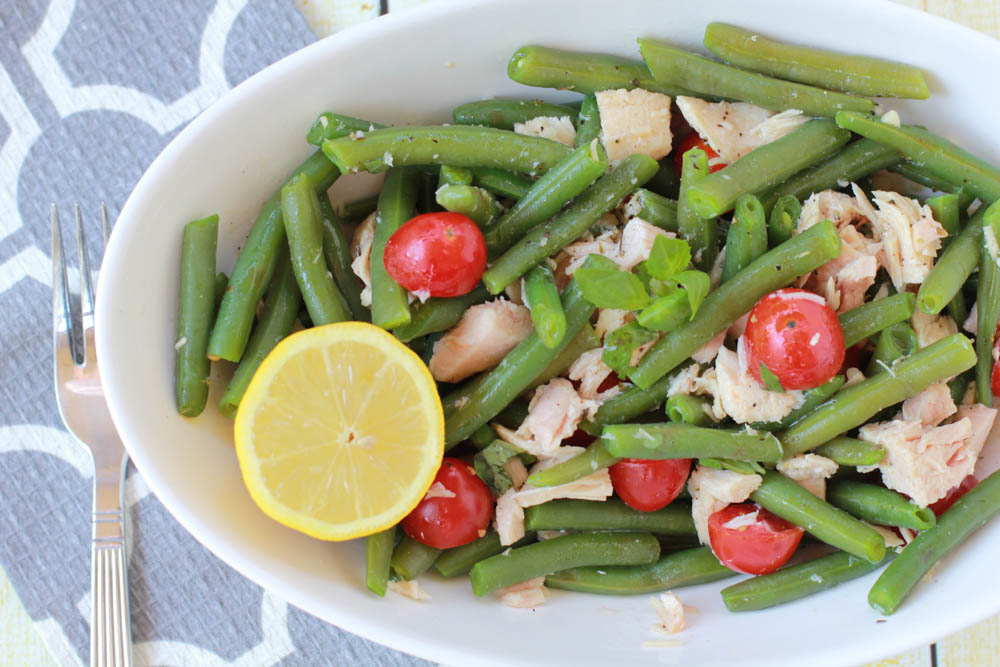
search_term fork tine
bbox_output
[77,204,96,327]
[51,204,81,364]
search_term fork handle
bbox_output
[91,466,133,667]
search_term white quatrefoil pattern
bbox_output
[0,1,426,665]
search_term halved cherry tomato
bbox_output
[707,503,805,575]
[383,212,486,297]
[609,458,691,512]
[744,288,846,390]
[401,457,494,549]
[673,132,728,179]
[929,475,979,516]
[992,341,1000,396]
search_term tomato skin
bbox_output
[929,475,979,516]
[707,503,805,575]
[401,457,494,549]
[673,133,728,179]
[609,458,692,512]
[744,288,846,390]
[992,343,1000,397]
[383,212,487,297]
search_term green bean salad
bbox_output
[174,22,1000,623]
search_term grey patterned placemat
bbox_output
[0,1,428,664]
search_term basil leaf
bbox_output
[671,270,711,317]
[602,321,658,377]
[644,236,692,280]
[473,439,523,496]
[576,260,650,311]
[636,290,691,332]
[759,362,785,393]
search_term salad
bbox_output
[172,21,1000,626]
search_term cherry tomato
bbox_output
[609,458,691,512]
[929,475,979,516]
[744,288,846,390]
[992,342,1000,396]
[401,457,494,549]
[707,503,805,575]
[383,212,486,298]
[673,132,728,179]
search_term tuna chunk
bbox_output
[901,382,957,426]
[494,489,526,546]
[867,190,946,289]
[568,348,619,401]
[350,212,377,307]
[692,331,726,364]
[428,299,532,382]
[911,309,958,348]
[714,346,801,424]
[651,592,686,633]
[561,218,673,276]
[513,115,576,147]
[494,378,597,458]
[688,465,762,544]
[776,454,838,498]
[595,88,673,163]
[498,576,549,608]
[594,308,634,342]
[860,406,997,507]
[675,96,807,163]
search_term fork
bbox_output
[52,204,134,667]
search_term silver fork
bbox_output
[51,204,134,667]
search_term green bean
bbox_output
[722,550,893,612]
[624,188,678,232]
[866,322,918,376]
[828,481,936,531]
[484,140,609,256]
[916,208,985,316]
[208,151,337,362]
[526,440,619,488]
[781,334,977,457]
[677,148,718,270]
[835,113,1000,205]
[307,112,384,146]
[546,546,735,595]
[468,423,496,450]
[758,139,901,213]
[703,23,929,99]
[949,369,974,406]
[574,95,601,148]
[723,194,768,282]
[814,437,885,467]
[218,248,301,418]
[469,531,660,596]
[323,125,572,176]
[507,45,698,98]
[870,467,1000,614]
[752,375,846,432]
[365,527,396,596]
[453,98,576,130]
[602,423,784,462]
[647,158,682,200]
[316,192,368,322]
[638,38,874,117]
[525,499,696,535]
[175,214,219,417]
[527,323,601,390]
[523,265,566,348]
[393,285,490,342]
[947,289,969,331]
[927,192,960,243]
[766,195,800,247]
[472,168,533,199]
[889,164,977,212]
[336,194,379,221]
[632,220,842,389]
[977,202,1000,404]
[439,164,474,187]
[443,268,597,447]
[436,184,502,226]
[579,367,685,436]
[751,471,886,563]
[839,292,916,347]
[435,531,536,577]
[665,394,710,426]
[390,536,441,581]
[280,174,351,326]
[370,168,419,329]
[685,120,852,219]
[482,154,659,294]
[213,272,228,311]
